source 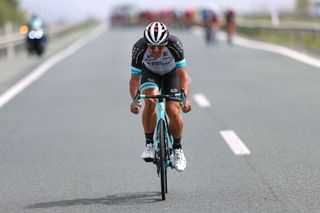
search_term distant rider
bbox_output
[26,14,47,54]
[224,9,236,43]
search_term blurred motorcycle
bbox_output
[26,27,47,56]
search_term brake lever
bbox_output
[133,90,140,108]
[181,88,186,107]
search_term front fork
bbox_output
[154,132,174,176]
[154,102,175,170]
[165,121,174,169]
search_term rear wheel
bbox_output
[35,40,44,56]
[158,119,167,200]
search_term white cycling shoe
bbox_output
[174,148,187,172]
[141,143,154,162]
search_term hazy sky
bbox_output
[20,0,296,22]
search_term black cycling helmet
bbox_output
[144,22,169,45]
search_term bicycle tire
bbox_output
[164,115,172,194]
[158,119,167,200]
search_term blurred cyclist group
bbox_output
[110,6,236,41]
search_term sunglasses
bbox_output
[148,44,166,50]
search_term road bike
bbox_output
[134,89,186,201]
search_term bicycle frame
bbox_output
[153,97,174,168]
[136,91,185,167]
[134,89,186,200]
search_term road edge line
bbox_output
[0,24,106,108]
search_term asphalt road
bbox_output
[1,26,320,213]
[0,25,97,95]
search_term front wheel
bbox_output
[158,119,167,200]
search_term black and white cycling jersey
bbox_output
[131,35,187,76]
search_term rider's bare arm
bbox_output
[176,68,190,98]
[176,68,191,113]
[130,75,140,100]
[129,75,141,114]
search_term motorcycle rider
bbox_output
[26,14,48,56]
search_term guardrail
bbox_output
[0,22,77,60]
[237,22,320,32]
[235,21,320,52]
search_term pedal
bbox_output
[143,158,154,163]
[169,162,174,169]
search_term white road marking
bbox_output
[220,130,251,155]
[233,35,320,69]
[193,93,211,108]
[0,24,106,108]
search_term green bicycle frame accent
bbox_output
[135,90,186,168]
[134,89,186,200]
[154,101,173,167]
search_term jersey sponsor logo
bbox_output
[132,47,140,59]
[143,48,176,75]
[146,60,172,66]
[147,78,155,83]
[173,41,183,53]
[170,88,178,93]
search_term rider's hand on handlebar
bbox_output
[181,100,192,113]
[130,100,141,114]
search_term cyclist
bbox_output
[202,9,219,43]
[224,8,236,43]
[129,22,191,172]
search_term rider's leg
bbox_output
[140,67,160,140]
[139,68,161,161]
[166,101,183,147]
[142,88,159,134]
[140,88,159,161]
[166,100,186,171]
[161,69,184,147]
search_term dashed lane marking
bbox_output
[220,130,251,155]
[193,93,211,108]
